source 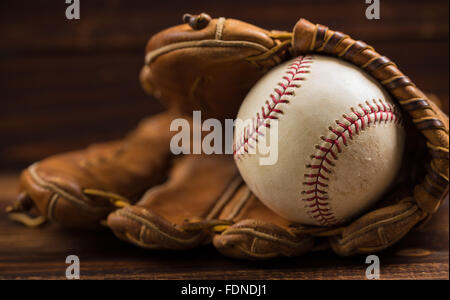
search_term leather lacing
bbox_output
[6,187,133,227]
[99,189,346,238]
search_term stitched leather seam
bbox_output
[145,40,270,65]
[215,17,226,40]
[225,187,252,220]
[377,227,388,245]
[47,193,58,221]
[232,245,280,258]
[139,225,146,243]
[430,160,449,182]
[426,141,449,156]
[302,99,402,226]
[205,174,243,220]
[223,227,305,248]
[28,163,111,212]
[338,203,418,245]
[125,232,161,249]
[250,238,258,253]
[116,209,203,244]
[233,55,313,159]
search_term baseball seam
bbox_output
[233,55,313,159]
[302,99,402,226]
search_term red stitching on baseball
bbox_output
[233,56,313,158]
[302,99,402,226]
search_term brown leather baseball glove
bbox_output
[7,14,288,229]
[9,14,448,261]
[107,15,449,259]
[139,13,289,120]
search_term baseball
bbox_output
[233,55,405,226]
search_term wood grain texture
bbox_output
[0,174,447,280]
[0,0,448,280]
[0,0,448,169]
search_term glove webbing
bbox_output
[290,19,449,217]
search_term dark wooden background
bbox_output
[0,0,448,280]
[0,0,448,170]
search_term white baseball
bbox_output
[234,55,405,226]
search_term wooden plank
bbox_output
[1,39,447,167]
[0,0,448,53]
[0,173,447,279]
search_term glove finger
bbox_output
[11,158,115,228]
[107,154,240,250]
[106,204,209,250]
[330,200,426,256]
[142,13,289,119]
[213,186,315,260]
[8,112,175,228]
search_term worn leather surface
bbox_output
[11,112,176,228]
[140,14,288,119]
[213,185,316,259]
[9,14,287,230]
[9,14,448,260]
[107,154,240,250]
